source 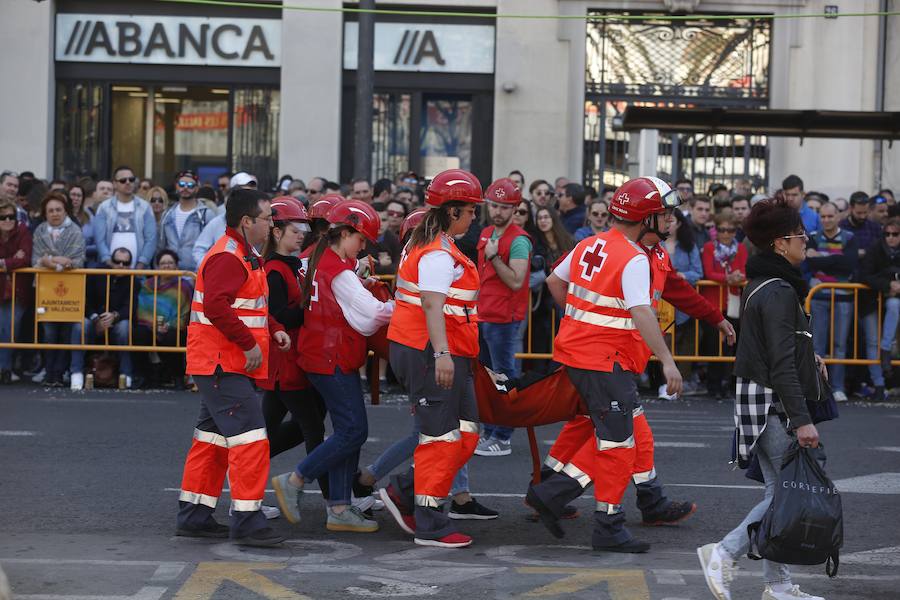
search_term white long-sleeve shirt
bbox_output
[331,270,394,336]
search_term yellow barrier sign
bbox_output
[35,272,85,322]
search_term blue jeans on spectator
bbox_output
[810,298,853,393]
[301,368,368,506]
[880,297,900,352]
[480,320,523,442]
[0,302,25,371]
[860,311,887,387]
[39,322,73,379]
[367,415,469,496]
[70,318,133,376]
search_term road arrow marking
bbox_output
[173,562,310,600]
[518,567,649,598]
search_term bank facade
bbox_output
[2,0,897,197]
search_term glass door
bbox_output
[419,94,472,179]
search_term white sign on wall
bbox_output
[55,14,281,67]
[343,22,495,74]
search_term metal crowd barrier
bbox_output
[0,268,196,352]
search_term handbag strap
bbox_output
[743,277,783,311]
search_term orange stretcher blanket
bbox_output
[473,363,587,428]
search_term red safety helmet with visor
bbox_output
[270,196,311,232]
[326,199,380,242]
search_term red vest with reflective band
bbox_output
[258,258,310,391]
[388,234,480,358]
[298,248,368,374]
[186,233,269,377]
[476,224,531,323]
[553,229,668,373]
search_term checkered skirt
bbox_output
[733,377,790,468]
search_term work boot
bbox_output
[642,500,697,526]
[233,527,285,547]
[591,505,649,553]
[175,519,229,539]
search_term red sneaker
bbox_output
[414,532,473,548]
[379,487,415,535]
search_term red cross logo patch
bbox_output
[578,238,608,281]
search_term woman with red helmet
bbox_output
[257,197,329,502]
[301,193,344,255]
[378,169,485,548]
[271,199,394,534]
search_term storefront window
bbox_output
[372,93,411,181]
[420,96,471,178]
[55,82,106,181]
[110,86,149,176]
[232,88,280,191]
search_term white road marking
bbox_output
[0,430,36,436]
[842,546,900,566]
[150,563,184,582]
[654,442,709,448]
[346,576,438,597]
[871,446,900,453]
[13,586,168,600]
[666,483,762,490]
[833,473,900,494]
[652,569,687,585]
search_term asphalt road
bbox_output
[1,383,899,599]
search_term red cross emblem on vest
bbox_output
[578,238,608,281]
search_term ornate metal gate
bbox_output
[584,13,771,193]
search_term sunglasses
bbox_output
[387,210,405,218]
[218,183,228,189]
[0,214,16,221]
[717,227,737,233]
[782,233,808,241]
[177,181,196,189]
[111,259,130,266]
[150,197,165,204]
[886,231,900,238]
[117,176,136,184]
[515,209,529,216]
[533,190,551,196]
[590,211,607,218]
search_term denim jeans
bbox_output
[480,320,523,442]
[0,302,25,370]
[70,319,133,376]
[39,322,73,378]
[367,413,469,496]
[810,298,853,392]
[881,297,900,352]
[860,311,886,386]
[720,414,792,586]
[300,368,369,506]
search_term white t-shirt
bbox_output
[553,250,651,308]
[330,271,394,336]
[109,200,137,266]
[174,204,195,239]
[418,250,464,295]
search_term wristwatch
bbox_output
[433,350,450,359]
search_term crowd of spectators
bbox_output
[0,166,897,401]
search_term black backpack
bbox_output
[747,441,843,577]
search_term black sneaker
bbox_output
[233,527,285,547]
[352,471,375,498]
[642,501,697,526]
[593,538,650,553]
[873,385,886,402]
[176,520,229,538]
[448,498,499,520]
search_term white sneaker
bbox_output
[762,585,824,600]
[697,542,736,600]
[351,493,376,513]
[70,373,84,391]
[658,383,678,400]
[474,437,511,457]
[833,390,848,403]
[31,369,45,384]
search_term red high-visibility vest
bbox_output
[388,234,480,358]
[186,233,269,377]
[298,248,368,374]
[257,257,309,391]
[476,223,531,323]
[553,229,668,373]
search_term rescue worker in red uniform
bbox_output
[300,193,344,257]
[271,200,394,533]
[379,169,484,548]
[475,177,532,456]
[526,176,684,553]
[535,201,737,526]
[258,197,328,500]
[176,188,290,547]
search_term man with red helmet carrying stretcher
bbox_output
[525,176,736,553]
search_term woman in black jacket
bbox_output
[858,216,900,385]
[697,199,825,600]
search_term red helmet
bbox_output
[608,176,679,222]
[270,196,309,223]
[400,207,428,241]
[425,169,483,207]
[484,177,522,205]
[326,200,380,242]
[309,193,344,220]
